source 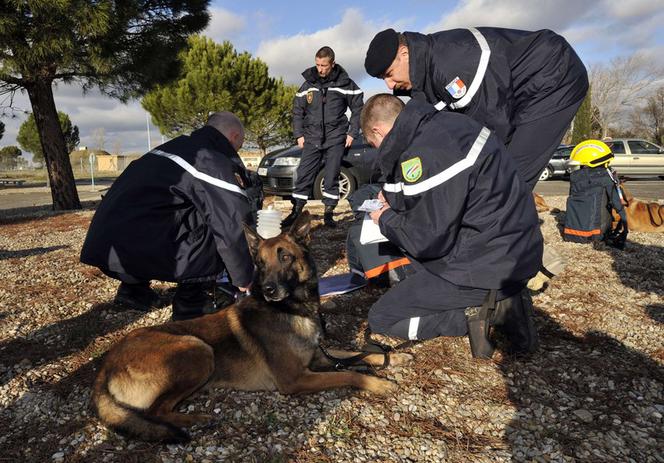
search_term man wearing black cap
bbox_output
[364,26,586,284]
[283,46,364,228]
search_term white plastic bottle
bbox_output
[256,205,282,239]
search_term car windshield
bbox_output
[553,147,572,158]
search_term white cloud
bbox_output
[202,7,246,43]
[603,0,663,19]
[420,0,664,72]
[426,0,598,32]
[256,9,394,85]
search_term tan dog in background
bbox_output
[614,184,664,232]
[533,192,550,213]
[92,212,411,442]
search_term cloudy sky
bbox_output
[2,0,663,160]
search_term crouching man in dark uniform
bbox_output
[362,94,543,358]
[80,112,256,321]
[283,46,364,228]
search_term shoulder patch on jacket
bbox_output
[445,76,467,99]
[401,157,423,183]
[307,90,314,104]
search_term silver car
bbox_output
[538,145,573,181]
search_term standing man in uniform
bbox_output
[283,46,364,228]
[80,112,255,321]
[364,27,588,280]
[361,94,542,357]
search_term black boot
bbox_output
[282,199,306,228]
[465,290,497,359]
[114,282,161,312]
[172,282,215,321]
[493,289,539,354]
[323,205,336,228]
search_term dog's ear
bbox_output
[289,210,312,244]
[243,223,263,257]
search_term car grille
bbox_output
[275,177,292,188]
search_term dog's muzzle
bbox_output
[262,282,289,302]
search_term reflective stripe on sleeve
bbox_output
[408,317,420,340]
[449,28,490,110]
[328,87,363,95]
[150,149,247,197]
[382,127,491,197]
[295,88,320,97]
[434,27,491,112]
[382,183,403,193]
[292,193,309,200]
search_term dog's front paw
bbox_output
[389,352,414,367]
[361,376,397,395]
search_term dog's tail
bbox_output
[92,367,189,443]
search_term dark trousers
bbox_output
[292,141,345,207]
[368,264,523,341]
[507,101,584,190]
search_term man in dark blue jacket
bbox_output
[361,94,542,357]
[365,27,587,287]
[365,27,588,189]
[80,112,256,321]
[283,46,364,227]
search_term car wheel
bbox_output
[538,166,553,182]
[313,167,357,201]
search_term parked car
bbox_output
[257,138,379,199]
[538,144,573,181]
[601,139,664,177]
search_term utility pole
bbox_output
[146,111,152,151]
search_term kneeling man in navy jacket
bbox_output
[361,94,543,358]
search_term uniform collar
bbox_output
[302,64,348,87]
[403,32,431,97]
[190,126,241,163]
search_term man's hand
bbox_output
[345,135,354,148]
[297,137,305,149]
[377,190,386,203]
[238,283,252,293]
[370,202,391,224]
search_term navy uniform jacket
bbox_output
[377,99,543,289]
[80,126,255,286]
[403,28,588,143]
[293,64,363,148]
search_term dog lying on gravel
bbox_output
[92,212,411,442]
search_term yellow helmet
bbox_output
[568,140,614,168]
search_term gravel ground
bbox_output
[0,197,663,463]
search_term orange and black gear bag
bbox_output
[563,167,628,249]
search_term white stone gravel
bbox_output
[0,197,662,462]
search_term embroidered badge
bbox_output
[401,157,422,183]
[306,90,314,104]
[445,76,467,99]
[234,173,245,188]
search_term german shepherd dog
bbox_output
[92,212,411,442]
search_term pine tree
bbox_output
[142,36,296,153]
[17,113,79,165]
[572,85,593,145]
[0,1,209,209]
